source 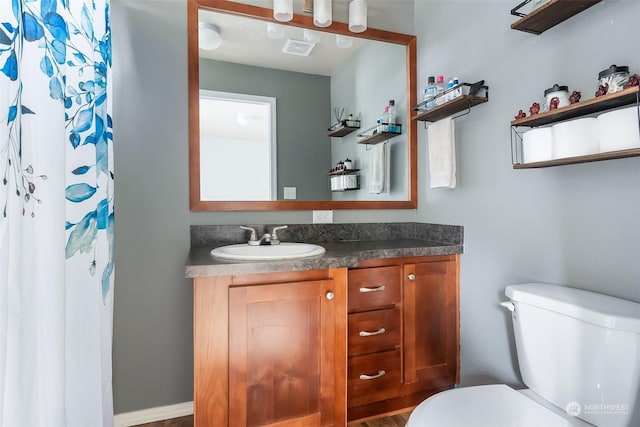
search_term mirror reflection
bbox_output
[199,90,277,200]
[197,8,409,202]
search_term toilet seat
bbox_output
[406,384,593,427]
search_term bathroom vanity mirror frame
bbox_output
[188,0,418,211]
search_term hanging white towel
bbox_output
[428,117,456,188]
[368,142,386,194]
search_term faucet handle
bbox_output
[270,225,288,244]
[240,226,258,243]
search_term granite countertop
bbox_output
[185,222,463,278]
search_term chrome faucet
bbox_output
[270,225,288,244]
[240,225,288,246]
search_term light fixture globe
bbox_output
[273,0,293,22]
[349,0,367,33]
[198,22,222,51]
[314,0,332,27]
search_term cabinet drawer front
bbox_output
[348,309,400,356]
[347,350,401,407]
[348,266,401,312]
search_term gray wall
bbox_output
[414,0,640,388]
[112,0,639,416]
[112,0,193,413]
[200,59,331,200]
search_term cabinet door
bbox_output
[229,279,343,427]
[403,258,459,385]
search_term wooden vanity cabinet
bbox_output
[194,268,347,427]
[193,255,459,426]
[346,255,460,422]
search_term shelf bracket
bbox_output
[511,125,525,165]
[364,140,386,151]
[511,0,533,18]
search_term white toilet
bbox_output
[407,283,640,427]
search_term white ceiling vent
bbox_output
[282,39,316,56]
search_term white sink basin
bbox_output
[210,242,326,261]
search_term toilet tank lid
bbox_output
[506,283,640,334]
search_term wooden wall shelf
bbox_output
[512,86,639,128]
[511,0,603,35]
[513,148,640,169]
[357,124,402,146]
[328,122,361,137]
[328,169,360,176]
[413,95,488,123]
[511,86,640,169]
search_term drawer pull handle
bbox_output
[359,328,386,337]
[359,285,386,293]
[359,370,386,381]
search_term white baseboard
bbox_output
[113,401,193,427]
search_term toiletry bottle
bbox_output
[445,79,454,102]
[452,77,461,99]
[435,75,446,105]
[387,100,397,133]
[424,76,436,109]
[381,107,389,132]
[375,118,383,134]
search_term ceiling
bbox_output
[198,9,367,76]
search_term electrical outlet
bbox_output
[313,210,333,224]
[283,187,296,200]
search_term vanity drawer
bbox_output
[348,308,400,356]
[348,266,401,312]
[347,350,402,407]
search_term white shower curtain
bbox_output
[0,1,114,426]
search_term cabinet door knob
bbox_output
[326,291,335,300]
[407,273,416,281]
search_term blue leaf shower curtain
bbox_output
[0,0,113,426]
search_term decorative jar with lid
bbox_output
[598,64,630,94]
[543,84,570,111]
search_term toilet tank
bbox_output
[506,283,640,427]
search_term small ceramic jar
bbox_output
[543,84,570,111]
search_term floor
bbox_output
[350,412,411,427]
[132,416,193,427]
[132,412,412,427]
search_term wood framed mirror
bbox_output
[188,0,417,211]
